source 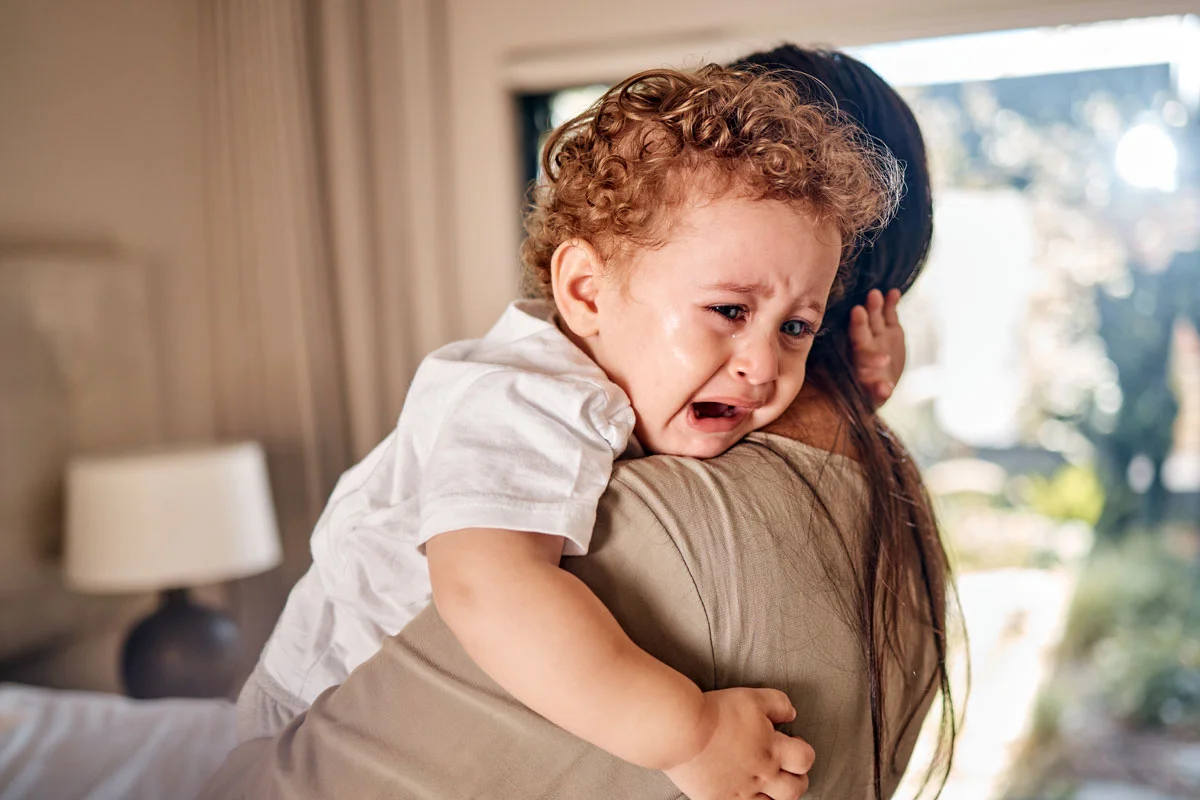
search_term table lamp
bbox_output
[64,442,282,699]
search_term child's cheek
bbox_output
[653,308,711,377]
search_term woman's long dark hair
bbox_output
[735,45,958,798]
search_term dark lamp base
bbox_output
[122,588,242,700]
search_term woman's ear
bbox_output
[550,239,604,338]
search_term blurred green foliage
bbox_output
[1023,465,1106,526]
[1060,533,1200,734]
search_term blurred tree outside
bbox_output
[863,18,1200,798]
[895,60,1198,533]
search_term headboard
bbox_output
[0,244,164,690]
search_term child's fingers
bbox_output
[849,305,873,349]
[865,289,886,336]
[859,376,894,405]
[862,352,891,368]
[759,768,808,800]
[857,363,893,395]
[775,733,816,776]
[883,288,901,327]
[857,359,894,395]
[755,688,798,725]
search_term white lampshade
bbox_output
[64,442,282,592]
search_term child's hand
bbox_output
[849,288,905,408]
[663,687,814,800]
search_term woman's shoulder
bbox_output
[602,432,872,639]
[608,432,868,525]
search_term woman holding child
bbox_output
[206,45,957,800]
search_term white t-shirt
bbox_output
[260,300,635,704]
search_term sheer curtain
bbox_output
[200,0,459,665]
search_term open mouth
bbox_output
[691,402,740,419]
[687,401,751,435]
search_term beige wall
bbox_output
[0,0,213,442]
[0,0,212,690]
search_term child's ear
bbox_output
[550,239,604,338]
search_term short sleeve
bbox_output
[418,367,633,556]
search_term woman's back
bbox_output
[203,432,937,799]
[615,434,939,797]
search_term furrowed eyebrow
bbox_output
[702,280,773,296]
[702,281,826,316]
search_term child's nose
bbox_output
[732,333,780,385]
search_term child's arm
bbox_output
[426,528,814,800]
[849,287,906,407]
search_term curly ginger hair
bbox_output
[520,64,903,298]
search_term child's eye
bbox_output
[781,319,816,339]
[708,304,748,323]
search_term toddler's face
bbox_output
[590,193,841,458]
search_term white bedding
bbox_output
[0,683,236,800]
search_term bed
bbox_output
[0,684,236,800]
[0,245,238,798]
